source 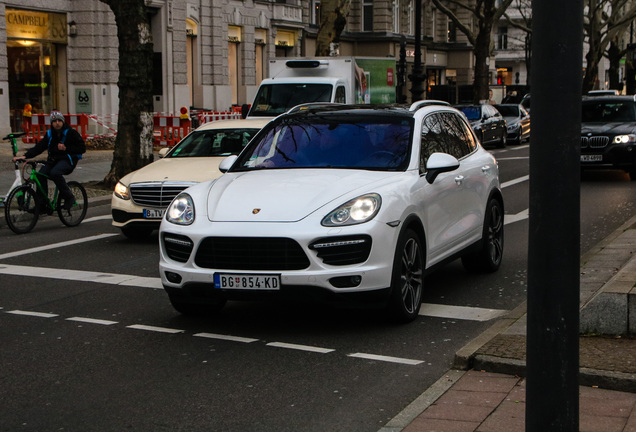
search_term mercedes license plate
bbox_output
[214,273,281,290]
[581,154,603,162]
[143,208,165,219]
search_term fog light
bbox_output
[329,275,362,288]
[165,271,182,284]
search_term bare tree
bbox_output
[582,0,636,92]
[315,0,352,56]
[431,0,514,104]
[503,0,532,85]
[99,0,154,188]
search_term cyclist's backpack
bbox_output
[46,128,83,165]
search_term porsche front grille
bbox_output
[195,237,310,270]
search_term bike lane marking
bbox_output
[0,263,162,289]
[0,233,118,260]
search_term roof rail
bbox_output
[286,102,345,114]
[409,100,451,112]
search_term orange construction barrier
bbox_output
[22,113,90,143]
[153,115,191,146]
[197,111,242,125]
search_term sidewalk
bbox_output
[382,215,636,432]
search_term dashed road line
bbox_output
[194,332,259,343]
[348,353,424,366]
[266,341,335,354]
[126,324,185,334]
[6,310,58,318]
[501,175,529,189]
[66,316,118,325]
[419,304,507,322]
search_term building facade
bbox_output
[0,0,532,137]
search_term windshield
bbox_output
[458,106,482,121]
[167,128,261,158]
[494,105,519,117]
[582,101,636,122]
[232,116,413,172]
[249,84,333,117]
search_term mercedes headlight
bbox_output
[114,182,130,200]
[322,194,381,227]
[166,193,195,225]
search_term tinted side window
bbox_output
[420,112,474,171]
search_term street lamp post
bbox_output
[409,0,425,102]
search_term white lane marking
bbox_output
[194,332,259,343]
[6,310,58,318]
[347,353,424,366]
[83,215,112,223]
[495,156,530,161]
[66,317,118,325]
[504,208,529,225]
[501,175,529,189]
[127,324,184,334]
[266,342,335,354]
[0,233,118,260]
[419,303,507,322]
[0,264,162,289]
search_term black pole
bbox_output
[526,0,582,430]
[409,0,424,101]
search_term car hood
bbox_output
[120,157,225,185]
[206,169,400,222]
[581,122,636,135]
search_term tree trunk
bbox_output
[100,0,154,188]
[473,31,492,104]
[315,0,352,56]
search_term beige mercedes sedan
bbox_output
[111,118,270,239]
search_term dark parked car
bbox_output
[455,104,507,148]
[520,93,531,112]
[581,95,636,180]
[494,104,531,145]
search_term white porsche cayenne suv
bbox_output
[159,102,504,323]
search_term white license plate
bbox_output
[143,208,165,219]
[581,154,603,162]
[214,273,281,290]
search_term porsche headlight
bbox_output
[166,193,195,225]
[613,134,636,144]
[114,182,130,200]
[322,194,381,227]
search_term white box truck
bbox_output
[247,57,396,118]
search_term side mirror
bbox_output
[425,152,460,184]
[219,155,238,173]
[158,148,170,158]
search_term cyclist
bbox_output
[12,111,86,209]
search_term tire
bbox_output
[57,181,88,227]
[497,131,507,148]
[462,198,504,273]
[121,225,154,240]
[386,228,424,323]
[169,295,227,316]
[5,185,39,234]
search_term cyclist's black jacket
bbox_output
[24,123,86,166]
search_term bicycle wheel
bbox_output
[57,181,88,227]
[5,185,39,234]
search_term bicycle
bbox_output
[4,159,88,234]
[0,131,27,207]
